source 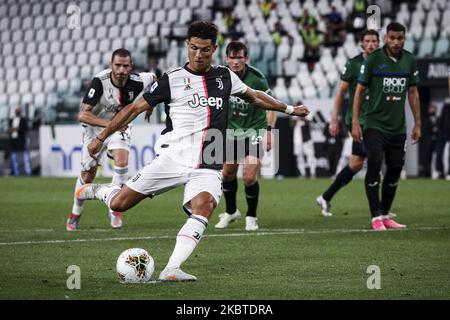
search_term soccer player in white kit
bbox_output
[76,21,310,281]
[66,49,155,231]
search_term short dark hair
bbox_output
[187,21,218,43]
[226,41,248,57]
[111,48,131,62]
[360,29,380,42]
[386,22,406,34]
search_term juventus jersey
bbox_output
[82,69,155,133]
[143,64,248,170]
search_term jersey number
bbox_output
[88,88,96,98]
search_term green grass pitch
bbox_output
[0,177,449,300]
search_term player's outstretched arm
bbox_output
[88,97,151,158]
[408,85,421,144]
[351,83,365,142]
[238,87,310,117]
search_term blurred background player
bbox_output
[66,48,155,231]
[8,106,31,176]
[215,41,277,231]
[352,22,421,231]
[316,29,380,217]
[292,106,316,179]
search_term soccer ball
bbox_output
[116,248,155,283]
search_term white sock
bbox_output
[96,184,121,209]
[112,165,128,187]
[165,214,208,270]
[71,176,85,215]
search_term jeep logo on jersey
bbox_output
[188,94,223,110]
[383,77,406,94]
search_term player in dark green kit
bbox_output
[352,22,421,231]
[215,41,277,231]
[316,29,380,217]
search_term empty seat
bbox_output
[40,54,51,67]
[80,65,93,80]
[65,53,77,67]
[27,54,39,68]
[42,67,54,80]
[37,41,49,55]
[7,80,18,94]
[111,38,124,51]
[52,53,64,67]
[105,12,116,26]
[23,29,34,42]
[4,57,14,71]
[108,25,120,39]
[42,2,53,15]
[99,39,110,52]
[121,25,133,38]
[73,40,85,53]
[35,29,46,42]
[167,8,179,23]
[117,12,128,25]
[67,66,80,79]
[102,0,114,12]
[31,80,44,94]
[17,68,29,81]
[92,13,104,27]
[2,42,13,56]
[29,67,41,80]
[25,41,37,55]
[146,23,158,38]
[114,0,126,11]
[133,25,145,38]
[129,11,141,25]
[142,9,154,24]
[77,52,89,66]
[10,16,21,30]
[179,7,192,24]
[86,39,98,53]
[417,38,434,58]
[154,9,166,23]
[434,37,450,57]
[89,52,101,66]
[96,26,108,39]
[61,41,73,54]
[303,85,317,99]
[137,0,151,10]
[54,66,67,80]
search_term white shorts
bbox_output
[126,153,223,215]
[81,125,131,171]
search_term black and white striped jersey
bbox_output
[143,64,248,170]
[82,69,155,122]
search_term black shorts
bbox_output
[363,128,406,168]
[225,136,265,162]
[346,124,367,158]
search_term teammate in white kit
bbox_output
[66,49,155,231]
[76,21,310,281]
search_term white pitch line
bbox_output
[0,226,448,247]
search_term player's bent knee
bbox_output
[109,187,146,212]
[349,160,364,172]
[114,159,128,168]
[243,174,257,186]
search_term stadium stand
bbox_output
[1,0,446,124]
[0,0,449,175]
